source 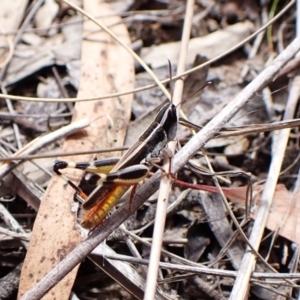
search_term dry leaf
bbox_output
[0,0,28,64]
[224,137,250,155]
[225,184,300,243]
[181,181,300,243]
[18,2,134,299]
[141,21,254,69]
[5,15,82,85]
[34,0,59,29]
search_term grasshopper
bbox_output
[54,103,177,228]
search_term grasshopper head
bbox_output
[156,103,177,141]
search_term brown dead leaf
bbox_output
[18,2,134,299]
[225,184,300,244]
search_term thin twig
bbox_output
[144,0,194,298]
[0,204,29,249]
[19,20,300,300]
[0,118,90,179]
[229,64,300,299]
[0,146,127,162]
[63,0,171,101]
[0,0,295,103]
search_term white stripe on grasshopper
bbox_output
[95,165,149,185]
[66,162,77,168]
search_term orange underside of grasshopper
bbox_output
[81,185,129,229]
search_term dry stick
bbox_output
[0,226,30,242]
[0,0,295,104]
[79,252,300,281]
[229,68,300,298]
[4,116,300,163]
[63,0,171,101]
[247,5,276,120]
[144,153,171,299]
[0,115,298,164]
[0,0,45,152]
[121,226,206,269]
[143,0,194,298]
[120,223,148,278]
[88,241,148,300]
[123,228,239,300]
[63,0,193,179]
[19,36,300,300]
[0,0,43,138]
[0,147,128,162]
[0,118,90,179]
[284,154,300,298]
[0,204,29,249]
[130,188,191,235]
[111,254,299,282]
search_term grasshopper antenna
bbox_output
[174,83,211,110]
[183,81,211,103]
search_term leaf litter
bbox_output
[0,1,299,300]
